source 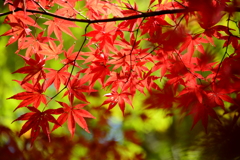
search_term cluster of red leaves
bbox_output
[1,0,240,145]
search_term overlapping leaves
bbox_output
[1,0,240,146]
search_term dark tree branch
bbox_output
[0,6,240,23]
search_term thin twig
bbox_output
[48,24,90,102]
[124,17,145,84]
[33,0,49,13]
[214,14,232,82]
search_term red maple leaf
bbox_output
[179,34,208,62]
[119,2,141,32]
[61,44,83,67]
[13,54,46,85]
[1,15,31,46]
[44,66,70,91]
[79,51,111,87]
[85,0,123,19]
[144,83,176,109]
[38,40,63,60]
[101,91,133,115]
[207,83,235,107]
[84,22,119,52]
[188,102,220,132]
[52,101,95,137]
[44,18,78,40]
[63,73,97,103]
[221,35,240,49]
[17,31,57,57]
[8,81,47,111]
[12,107,63,146]
[55,1,78,17]
[1,11,43,46]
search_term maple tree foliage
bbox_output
[1,0,240,153]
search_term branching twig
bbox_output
[124,17,145,84]
[47,24,90,103]
[33,0,48,13]
[214,14,231,82]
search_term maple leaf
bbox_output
[203,25,232,45]
[101,91,133,115]
[61,44,83,66]
[44,18,78,40]
[10,11,42,29]
[81,61,111,86]
[4,0,37,15]
[177,90,220,132]
[55,1,78,18]
[151,50,172,77]
[12,107,63,146]
[221,35,240,49]
[85,0,123,19]
[84,23,119,53]
[107,51,129,70]
[140,71,160,92]
[144,83,176,109]
[85,0,107,18]
[30,0,54,9]
[1,15,32,46]
[63,73,97,103]
[193,0,224,29]
[38,40,63,60]
[103,72,128,91]
[108,47,150,72]
[8,81,47,111]
[207,83,235,107]
[1,11,43,46]
[212,55,240,84]
[103,71,145,94]
[13,54,46,85]
[122,72,144,94]
[140,15,171,36]
[17,31,57,57]
[193,50,217,71]
[154,1,184,20]
[179,34,208,62]
[52,101,95,137]
[44,66,70,91]
[80,47,108,64]
[119,2,141,31]
[188,102,220,132]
